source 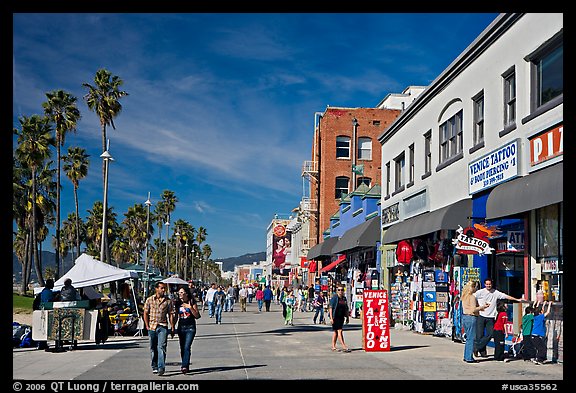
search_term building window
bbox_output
[424,130,432,175]
[439,110,463,164]
[385,162,390,197]
[503,68,516,127]
[356,176,371,188]
[536,203,563,302]
[358,137,372,160]
[335,176,349,199]
[408,144,415,184]
[394,152,405,191]
[472,92,484,146]
[336,136,351,159]
[527,31,563,111]
[373,120,380,126]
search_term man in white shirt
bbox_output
[205,283,217,318]
[239,285,248,312]
[473,278,524,357]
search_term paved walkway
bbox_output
[13,300,563,383]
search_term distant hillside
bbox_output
[215,252,266,272]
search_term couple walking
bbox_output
[143,282,201,375]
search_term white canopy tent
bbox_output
[34,253,138,294]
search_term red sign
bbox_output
[530,124,563,166]
[362,290,391,352]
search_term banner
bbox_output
[362,290,390,352]
[272,224,292,274]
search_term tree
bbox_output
[43,90,81,279]
[14,114,55,287]
[160,190,178,274]
[201,243,212,284]
[196,227,207,283]
[82,68,128,186]
[62,147,90,257]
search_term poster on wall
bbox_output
[362,290,390,352]
[272,223,292,274]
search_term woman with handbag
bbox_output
[175,286,201,374]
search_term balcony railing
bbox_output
[300,197,318,213]
[302,160,318,177]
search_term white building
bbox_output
[378,13,562,358]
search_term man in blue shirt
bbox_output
[263,285,274,312]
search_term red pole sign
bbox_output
[362,290,391,351]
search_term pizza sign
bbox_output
[273,224,286,237]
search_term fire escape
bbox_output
[301,160,319,253]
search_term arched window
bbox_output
[335,176,349,199]
[336,136,351,159]
[356,177,371,188]
[358,137,372,160]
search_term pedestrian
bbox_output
[60,278,80,301]
[37,279,55,350]
[239,285,248,312]
[225,284,235,312]
[328,285,350,352]
[143,282,175,376]
[285,289,295,326]
[313,291,326,324]
[531,300,552,365]
[275,286,281,305]
[520,304,536,361]
[473,278,524,358]
[460,281,488,363]
[255,285,264,312]
[174,286,201,374]
[201,286,208,311]
[493,302,509,361]
[247,285,254,303]
[205,283,217,318]
[263,285,274,312]
[280,286,288,319]
[307,285,315,311]
[214,286,226,324]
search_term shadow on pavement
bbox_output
[389,345,429,352]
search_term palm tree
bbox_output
[122,203,148,264]
[160,190,178,274]
[14,114,55,287]
[62,147,90,257]
[85,201,118,261]
[196,226,207,283]
[43,90,81,279]
[201,243,212,283]
[82,68,128,186]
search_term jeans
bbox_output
[313,306,324,323]
[264,300,271,312]
[462,314,477,361]
[257,299,263,312]
[475,315,495,354]
[215,303,223,323]
[148,325,168,371]
[177,324,196,368]
[208,301,215,317]
[225,297,234,311]
[493,329,505,361]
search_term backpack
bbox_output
[32,293,42,311]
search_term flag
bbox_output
[352,164,364,175]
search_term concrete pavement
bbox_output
[13,300,563,382]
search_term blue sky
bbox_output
[12,13,499,259]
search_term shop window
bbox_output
[336,136,351,159]
[536,203,563,302]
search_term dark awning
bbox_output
[320,255,346,273]
[486,163,563,219]
[306,236,339,260]
[383,198,472,244]
[332,216,380,254]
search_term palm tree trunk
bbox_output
[55,143,61,279]
[31,173,45,287]
[20,234,30,295]
[74,185,81,257]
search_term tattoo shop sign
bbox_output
[452,225,494,255]
[468,139,519,194]
[362,290,390,352]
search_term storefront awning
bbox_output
[332,216,380,254]
[486,162,563,219]
[382,198,472,244]
[306,236,339,260]
[320,255,346,273]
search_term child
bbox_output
[531,301,552,365]
[520,305,535,361]
[493,302,508,361]
[285,290,295,326]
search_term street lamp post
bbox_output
[185,241,189,280]
[165,220,170,275]
[100,141,114,263]
[352,117,358,188]
[175,227,180,277]
[144,193,152,298]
